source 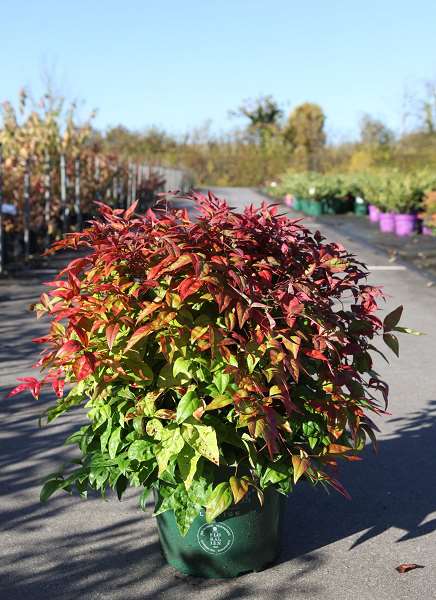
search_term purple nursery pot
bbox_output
[368,204,380,222]
[379,212,395,233]
[394,213,417,237]
[423,226,434,236]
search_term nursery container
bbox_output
[354,197,368,216]
[156,487,285,578]
[310,200,323,216]
[293,197,302,211]
[368,204,380,223]
[423,226,434,236]
[298,198,308,213]
[303,199,324,216]
[394,214,417,237]
[379,212,395,233]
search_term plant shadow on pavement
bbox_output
[1,390,436,599]
[280,399,436,559]
[0,390,322,600]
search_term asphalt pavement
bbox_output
[1,187,436,600]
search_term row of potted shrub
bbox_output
[274,172,361,217]
[271,170,436,237]
[362,171,425,237]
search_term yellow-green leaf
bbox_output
[156,427,184,476]
[181,422,219,465]
[108,426,122,459]
[204,395,233,411]
[229,476,249,504]
[176,390,201,424]
[205,482,233,523]
[292,454,309,484]
[173,357,191,379]
[177,445,201,489]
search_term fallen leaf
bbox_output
[395,563,424,574]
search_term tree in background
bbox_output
[103,125,177,163]
[359,114,394,147]
[229,95,288,183]
[421,81,436,134]
[347,114,394,171]
[284,102,326,171]
[231,95,283,143]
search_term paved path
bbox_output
[1,187,436,600]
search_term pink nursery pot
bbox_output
[368,204,380,223]
[284,194,293,207]
[379,212,395,233]
[394,214,417,237]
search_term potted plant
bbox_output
[339,174,367,216]
[8,193,413,579]
[319,175,350,215]
[391,174,423,236]
[420,173,436,236]
[356,172,382,222]
[375,174,397,233]
[276,171,326,215]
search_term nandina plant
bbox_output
[8,192,413,535]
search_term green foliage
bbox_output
[274,169,428,214]
[376,171,425,213]
[274,171,353,202]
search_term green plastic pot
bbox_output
[354,198,368,216]
[293,197,302,211]
[305,199,324,216]
[299,198,308,214]
[156,487,285,578]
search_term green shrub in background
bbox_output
[271,170,429,216]
[376,171,424,214]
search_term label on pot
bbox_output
[197,522,234,554]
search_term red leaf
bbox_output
[262,406,280,458]
[125,326,149,351]
[236,301,250,328]
[395,564,424,574]
[124,200,138,219]
[32,335,51,344]
[51,378,65,398]
[106,323,120,351]
[178,277,203,301]
[73,353,96,381]
[6,377,42,399]
[165,254,192,273]
[327,444,353,454]
[304,349,329,362]
[71,325,89,347]
[6,383,30,398]
[56,340,82,358]
[328,477,352,500]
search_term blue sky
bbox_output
[1,0,435,141]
